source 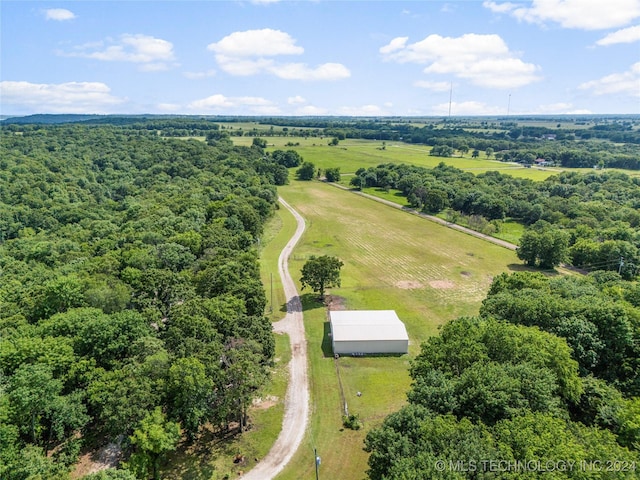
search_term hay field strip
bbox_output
[273,179,522,479]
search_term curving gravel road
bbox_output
[241,197,309,480]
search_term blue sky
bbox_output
[1,0,639,116]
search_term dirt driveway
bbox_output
[241,197,309,480]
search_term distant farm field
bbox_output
[268,179,524,480]
[231,135,562,180]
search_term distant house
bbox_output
[329,310,409,355]
[542,134,557,140]
[534,158,549,166]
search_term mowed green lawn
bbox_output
[260,179,523,480]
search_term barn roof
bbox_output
[329,310,409,342]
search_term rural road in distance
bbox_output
[241,197,309,480]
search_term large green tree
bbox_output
[517,222,570,269]
[296,161,316,180]
[300,255,344,300]
[126,407,180,480]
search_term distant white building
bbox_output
[329,310,409,355]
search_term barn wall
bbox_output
[332,339,408,355]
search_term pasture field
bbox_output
[339,186,527,245]
[232,134,640,180]
[267,179,522,480]
[231,135,561,179]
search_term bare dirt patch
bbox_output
[429,280,456,289]
[72,439,122,479]
[252,395,279,410]
[395,280,424,289]
[327,295,347,310]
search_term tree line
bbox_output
[365,271,640,479]
[0,124,285,479]
[350,162,640,277]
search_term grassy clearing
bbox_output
[493,219,526,244]
[273,179,523,479]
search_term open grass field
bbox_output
[232,134,640,180]
[231,135,563,180]
[259,179,525,480]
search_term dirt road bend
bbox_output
[241,197,309,480]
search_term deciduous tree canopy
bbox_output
[0,124,279,478]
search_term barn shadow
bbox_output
[321,321,333,358]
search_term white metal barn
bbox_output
[329,310,409,355]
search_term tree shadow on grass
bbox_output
[279,292,326,313]
[507,263,563,277]
[507,263,530,272]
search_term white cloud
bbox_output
[0,81,125,113]
[535,102,593,114]
[208,29,303,57]
[536,102,574,112]
[272,62,350,81]
[44,8,76,21]
[338,104,389,116]
[579,62,640,96]
[431,100,505,116]
[296,105,329,115]
[596,25,640,45]
[62,34,177,71]
[251,0,281,4]
[440,3,456,13]
[288,95,307,105]
[183,69,217,80]
[188,93,278,113]
[381,33,540,89]
[380,37,408,55]
[214,56,274,76]
[156,103,182,112]
[483,0,640,30]
[483,1,517,13]
[414,80,452,92]
[207,29,350,81]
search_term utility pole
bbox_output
[618,257,624,275]
[314,448,321,480]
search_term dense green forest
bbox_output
[0,125,284,479]
[1,116,639,479]
[351,162,640,277]
[6,115,640,168]
[365,272,640,479]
